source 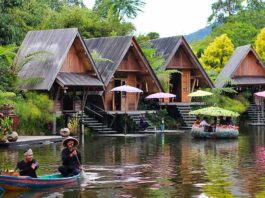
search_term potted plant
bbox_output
[0,117,13,143]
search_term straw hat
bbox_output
[62,137,79,147]
[24,148,33,156]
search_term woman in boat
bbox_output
[58,137,82,177]
[200,117,211,132]
[15,148,39,178]
[194,116,200,125]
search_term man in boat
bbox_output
[58,137,82,177]
[200,117,211,132]
[15,148,39,178]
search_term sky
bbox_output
[84,0,213,37]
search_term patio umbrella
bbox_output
[110,85,143,134]
[188,90,213,97]
[145,92,176,99]
[254,91,265,117]
[189,106,240,117]
[255,91,265,97]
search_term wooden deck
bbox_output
[0,136,63,147]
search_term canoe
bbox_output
[191,125,239,139]
[0,173,80,191]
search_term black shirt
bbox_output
[16,159,39,178]
[61,148,81,170]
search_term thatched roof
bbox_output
[215,45,265,88]
[151,36,214,88]
[16,28,101,90]
[85,36,163,91]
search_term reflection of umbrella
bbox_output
[188,90,213,97]
[189,106,239,117]
[145,92,176,99]
[110,85,143,134]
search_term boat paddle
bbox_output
[75,154,86,178]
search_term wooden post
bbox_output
[52,87,61,135]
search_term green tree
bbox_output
[208,0,244,24]
[94,0,145,20]
[247,0,265,10]
[200,34,234,81]
[255,28,265,62]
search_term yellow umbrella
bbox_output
[188,90,213,97]
[189,106,240,117]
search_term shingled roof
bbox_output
[151,36,214,88]
[215,44,265,88]
[85,36,163,90]
[16,28,101,90]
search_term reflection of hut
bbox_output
[16,28,104,133]
[85,36,163,112]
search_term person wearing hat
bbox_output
[58,137,82,177]
[15,148,39,178]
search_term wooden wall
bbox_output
[60,38,93,73]
[103,47,160,111]
[167,47,194,69]
[234,51,265,77]
[181,70,191,102]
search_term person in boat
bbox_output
[211,117,217,132]
[15,148,39,178]
[194,116,200,125]
[225,117,234,125]
[200,117,211,132]
[58,137,82,177]
[219,116,226,125]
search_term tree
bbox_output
[208,0,244,24]
[255,28,265,62]
[200,34,234,81]
[94,0,145,20]
[247,0,265,10]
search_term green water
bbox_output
[1,125,265,197]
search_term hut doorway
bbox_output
[63,94,74,111]
[170,72,181,102]
[113,80,126,110]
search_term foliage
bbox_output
[208,0,244,24]
[200,88,248,114]
[94,0,145,20]
[67,114,79,135]
[0,117,13,139]
[14,92,54,134]
[139,40,176,92]
[200,34,234,81]
[90,50,114,63]
[255,28,265,62]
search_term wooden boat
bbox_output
[0,173,80,191]
[191,125,239,139]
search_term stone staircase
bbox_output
[176,104,196,129]
[81,114,117,134]
[128,113,156,131]
[246,102,265,124]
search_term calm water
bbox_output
[1,125,265,197]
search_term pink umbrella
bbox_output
[145,92,176,99]
[110,85,143,93]
[255,91,265,97]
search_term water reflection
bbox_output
[1,126,265,197]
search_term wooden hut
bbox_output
[16,28,104,116]
[151,36,214,102]
[215,44,265,91]
[85,36,163,112]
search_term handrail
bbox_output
[89,103,115,118]
[84,106,103,118]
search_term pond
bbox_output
[1,125,265,197]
